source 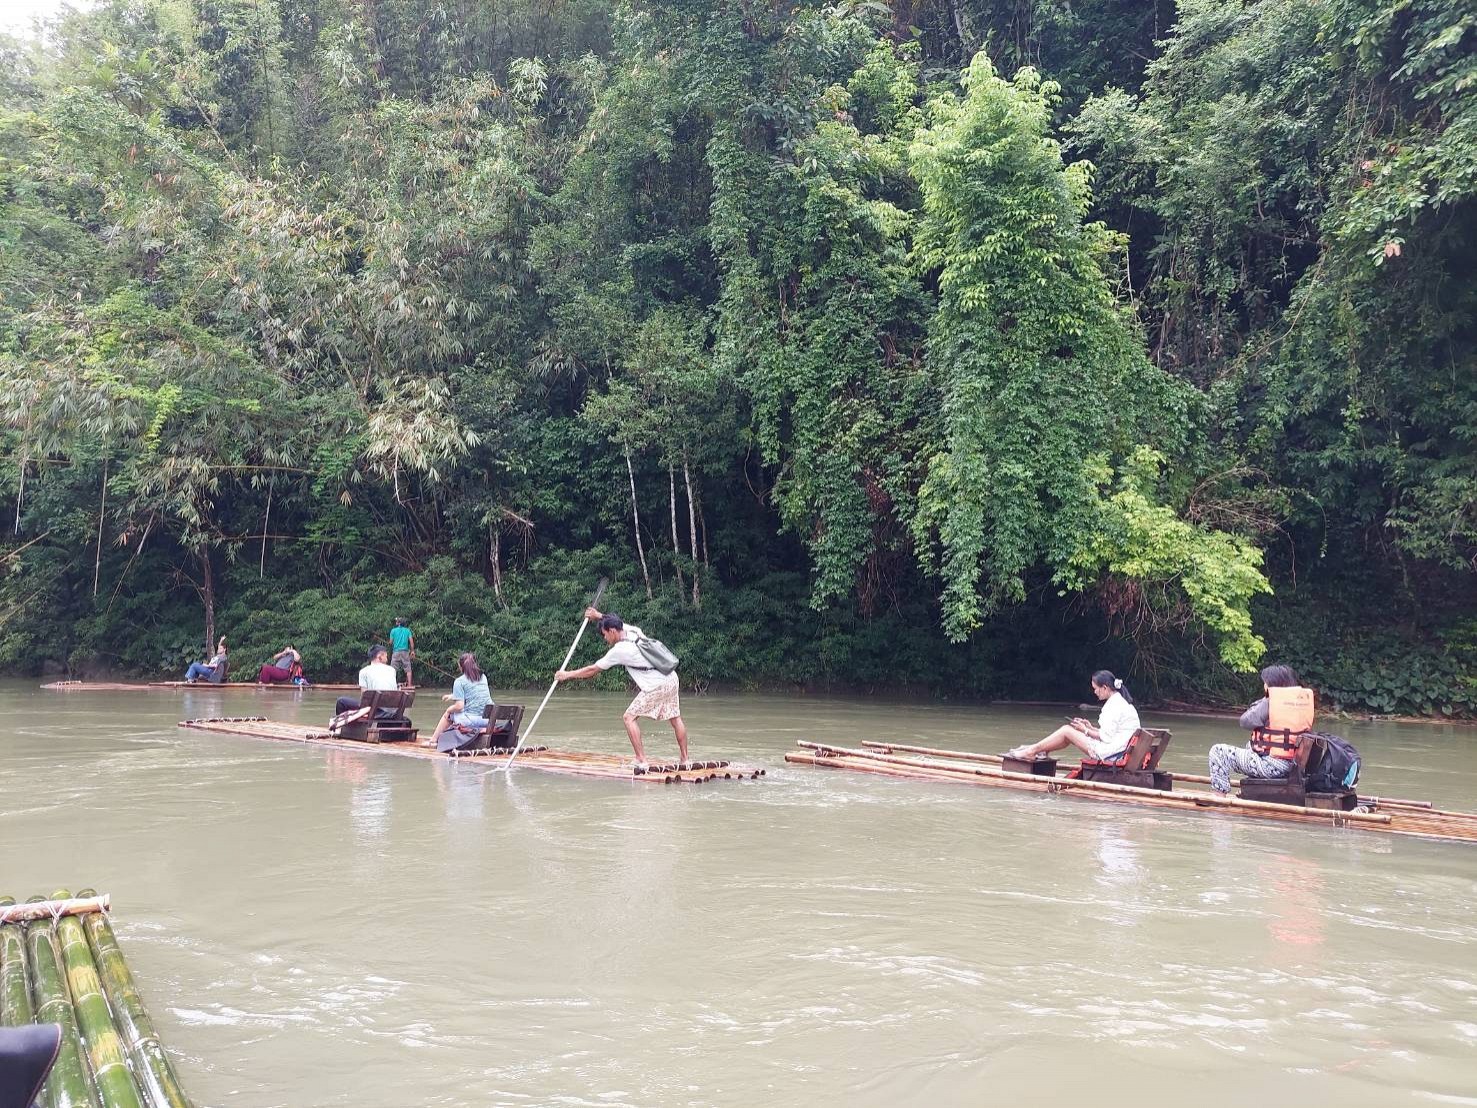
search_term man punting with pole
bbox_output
[555,607,689,774]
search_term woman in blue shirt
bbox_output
[425,653,492,750]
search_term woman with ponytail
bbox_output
[425,652,493,750]
[1006,671,1141,763]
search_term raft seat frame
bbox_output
[1237,733,1357,810]
[444,703,526,756]
[1072,727,1174,791]
[337,689,418,743]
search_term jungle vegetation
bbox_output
[1,0,1472,714]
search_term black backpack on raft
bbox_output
[1305,732,1362,792]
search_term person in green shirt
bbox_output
[388,618,415,688]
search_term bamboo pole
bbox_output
[0,899,34,1028]
[57,911,144,1108]
[78,901,192,1108]
[0,895,112,925]
[27,904,100,1108]
[855,741,1007,765]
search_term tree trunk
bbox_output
[13,456,24,535]
[668,463,685,595]
[626,447,653,599]
[683,451,700,609]
[699,496,709,569]
[490,525,503,602]
[200,547,215,654]
[260,476,274,578]
[92,456,108,598]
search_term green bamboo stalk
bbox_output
[2,898,51,1108]
[57,911,144,1108]
[1,897,36,1027]
[79,906,193,1108]
[27,906,100,1108]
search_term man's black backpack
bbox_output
[1305,732,1362,792]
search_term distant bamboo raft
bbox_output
[785,741,1477,846]
[0,892,194,1108]
[42,680,361,692]
[179,717,766,784]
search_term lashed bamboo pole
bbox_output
[57,911,144,1108]
[805,742,1396,824]
[791,748,1477,843]
[177,718,764,782]
[0,895,112,925]
[26,902,99,1108]
[0,899,35,1028]
[857,741,1452,816]
[77,903,192,1108]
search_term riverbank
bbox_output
[30,670,1477,726]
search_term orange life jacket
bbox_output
[1250,686,1315,759]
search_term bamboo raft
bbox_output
[0,892,193,1107]
[786,741,1477,845]
[42,680,360,692]
[179,717,766,784]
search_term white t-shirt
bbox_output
[359,661,398,691]
[1096,691,1140,755]
[594,626,671,693]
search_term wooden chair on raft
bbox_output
[1070,728,1174,790]
[335,690,417,744]
[442,703,526,757]
[206,659,229,684]
[1000,728,1174,791]
[1236,733,1358,811]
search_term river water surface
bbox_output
[2,679,1475,1107]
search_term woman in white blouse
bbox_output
[1006,671,1141,762]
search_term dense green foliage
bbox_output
[1,0,1472,712]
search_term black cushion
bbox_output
[0,1024,61,1108]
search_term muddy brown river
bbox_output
[2,680,1475,1106]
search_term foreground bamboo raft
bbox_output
[786,741,1477,845]
[0,892,193,1108]
[179,717,765,784]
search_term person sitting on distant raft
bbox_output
[1005,670,1140,763]
[424,652,492,751]
[334,644,398,716]
[1207,664,1314,795]
[257,645,303,684]
[554,608,689,773]
[184,637,228,683]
